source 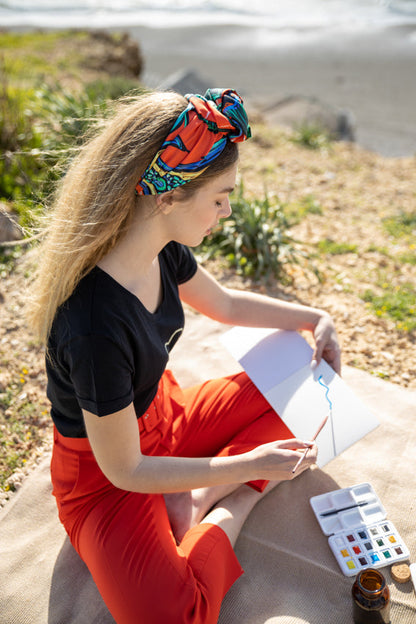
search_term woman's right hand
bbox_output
[248,438,318,481]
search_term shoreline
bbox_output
[125,23,416,157]
[3,21,416,156]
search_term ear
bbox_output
[155,189,178,215]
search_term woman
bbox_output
[28,88,341,624]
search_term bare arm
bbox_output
[83,403,316,493]
[179,265,341,373]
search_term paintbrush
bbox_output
[319,501,369,517]
[291,413,329,474]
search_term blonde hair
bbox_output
[27,90,238,344]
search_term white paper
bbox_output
[221,327,380,466]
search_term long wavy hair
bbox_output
[27,90,239,345]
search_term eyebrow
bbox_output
[218,186,235,194]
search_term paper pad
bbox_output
[221,327,380,466]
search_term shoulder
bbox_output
[50,267,135,345]
[162,241,192,264]
[161,242,197,284]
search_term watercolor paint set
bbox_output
[310,483,410,577]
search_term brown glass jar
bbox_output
[352,568,391,624]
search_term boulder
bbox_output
[86,30,143,78]
[261,95,355,142]
[158,68,212,96]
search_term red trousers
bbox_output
[51,370,293,624]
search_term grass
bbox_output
[0,363,49,491]
[0,246,24,279]
[382,210,416,239]
[398,249,416,265]
[285,194,323,224]
[0,30,144,494]
[291,122,332,150]
[196,184,298,281]
[362,283,416,333]
[317,238,358,255]
[0,30,90,85]
[1,47,143,225]
[365,244,391,255]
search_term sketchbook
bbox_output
[221,327,380,466]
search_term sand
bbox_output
[127,22,416,157]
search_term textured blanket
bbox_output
[1,312,415,623]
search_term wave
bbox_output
[1,0,415,29]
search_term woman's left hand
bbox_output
[311,313,341,374]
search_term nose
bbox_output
[220,197,232,218]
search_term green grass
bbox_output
[382,211,416,239]
[285,194,323,225]
[365,242,416,266]
[362,283,416,332]
[0,370,50,491]
[0,246,24,278]
[291,122,332,150]
[317,238,358,255]
[398,249,416,265]
[196,184,298,280]
[0,31,89,84]
[1,48,143,227]
[365,244,391,256]
[0,31,78,50]
[0,28,144,237]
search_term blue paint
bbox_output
[318,375,333,410]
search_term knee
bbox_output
[109,580,217,624]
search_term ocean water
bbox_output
[1,0,416,30]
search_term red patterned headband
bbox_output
[135,88,251,195]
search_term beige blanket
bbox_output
[1,311,415,623]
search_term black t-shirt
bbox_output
[46,242,197,437]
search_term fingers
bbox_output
[330,350,342,375]
[311,348,342,375]
[312,314,342,375]
[253,438,318,481]
[290,443,318,477]
[278,440,318,476]
[276,438,315,450]
[311,345,323,367]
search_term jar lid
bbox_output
[391,563,411,583]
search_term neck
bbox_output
[98,202,170,281]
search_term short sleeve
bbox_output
[165,242,197,284]
[63,334,134,416]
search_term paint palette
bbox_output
[310,483,410,576]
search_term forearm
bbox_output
[223,288,327,332]
[222,288,341,372]
[114,452,253,494]
[111,438,316,493]
[180,266,328,333]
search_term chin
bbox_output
[189,237,204,248]
[173,234,204,248]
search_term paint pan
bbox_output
[310,483,410,577]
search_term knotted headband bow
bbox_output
[135,88,251,195]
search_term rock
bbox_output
[86,30,143,78]
[158,68,212,96]
[0,203,22,244]
[5,469,25,490]
[261,95,356,142]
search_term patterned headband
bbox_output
[135,88,251,195]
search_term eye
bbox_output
[215,201,222,208]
